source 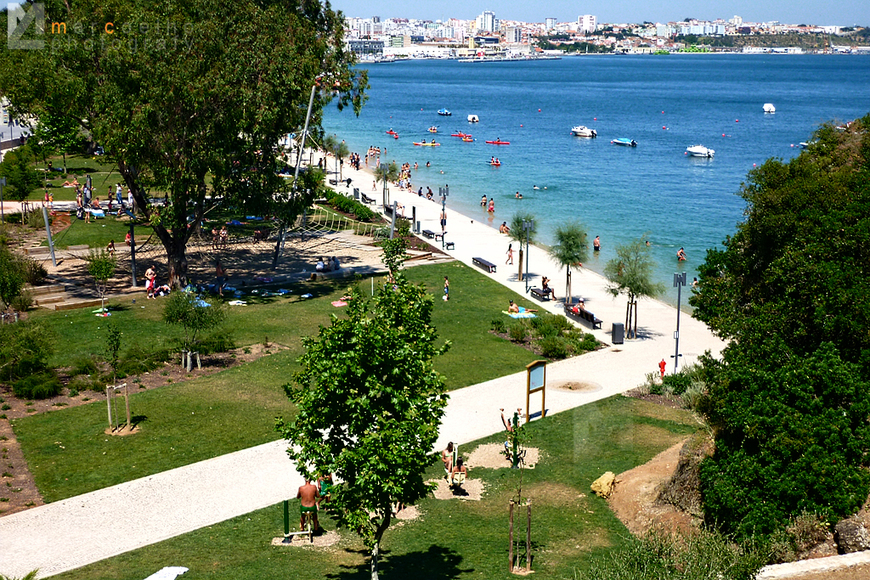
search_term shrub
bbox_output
[70,355,99,377]
[10,289,33,312]
[198,329,236,355]
[490,318,506,333]
[0,321,54,382]
[530,313,571,339]
[327,193,375,221]
[662,373,693,396]
[21,258,47,285]
[0,245,25,309]
[118,344,170,376]
[508,321,527,343]
[26,210,47,229]
[67,375,100,393]
[539,336,569,359]
[13,372,63,399]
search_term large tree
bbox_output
[691,116,870,540]
[548,222,589,305]
[277,273,449,580]
[0,0,366,287]
[604,235,663,339]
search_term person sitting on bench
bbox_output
[441,442,455,476]
[449,457,468,487]
[541,277,556,300]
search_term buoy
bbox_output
[722,133,726,137]
[790,144,794,147]
[593,117,597,121]
[520,124,523,127]
[753,163,756,167]
[735,119,739,122]
[538,109,541,112]
[661,111,665,114]
[663,126,667,130]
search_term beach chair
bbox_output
[449,471,466,489]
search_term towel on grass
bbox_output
[331,300,348,307]
[143,567,188,580]
[502,310,536,319]
[228,300,247,306]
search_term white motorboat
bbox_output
[686,145,714,158]
[467,114,479,123]
[763,103,776,113]
[571,125,597,138]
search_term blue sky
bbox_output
[330,1,869,27]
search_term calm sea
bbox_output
[323,55,870,304]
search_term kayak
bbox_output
[485,140,510,145]
[462,137,474,142]
[451,132,470,137]
[386,130,397,135]
[413,142,440,146]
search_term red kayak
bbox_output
[485,140,510,145]
[451,132,470,138]
[386,130,397,135]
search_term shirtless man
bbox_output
[297,479,320,532]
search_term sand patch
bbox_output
[429,478,485,501]
[552,380,601,393]
[271,529,341,548]
[395,504,421,521]
[466,443,541,470]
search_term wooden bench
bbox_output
[564,303,603,329]
[360,193,376,204]
[445,241,455,250]
[421,229,435,239]
[472,257,496,273]
[529,287,551,301]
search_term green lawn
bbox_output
[16,262,557,501]
[51,396,701,580]
[39,215,153,250]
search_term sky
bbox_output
[330,0,869,27]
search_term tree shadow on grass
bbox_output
[326,545,472,580]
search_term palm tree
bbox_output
[373,162,399,207]
[508,211,537,282]
[336,140,350,180]
[603,235,664,339]
[548,222,589,304]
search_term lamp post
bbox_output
[439,185,449,249]
[672,272,686,372]
[522,219,534,292]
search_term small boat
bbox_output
[485,140,510,145]
[462,136,474,142]
[571,125,597,138]
[467,114,479,123]
[413,141,441,147]
[763,103,776,114]
[386,129,397,135]
[612,138,637,147]
[451,132,469,138]
[437,108,452,116]
[799,142,809,149]
[686,145,714,158]
[428,126,438,133]
[489,161,501,166]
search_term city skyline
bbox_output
[329,0,869,27]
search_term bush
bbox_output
[26,210,47,229]
[508,321,527,343]
[118,344,170,376]
[768,511,831,563]
[10,289,33,312]
[569,332,599,353]
[539,336,569,359]
[13,372,63,399]
[21,258,47,285]
[327,193,375,221]
[70,355,99,378]
[67,374,99,394]
[490,318,506,333]
[662,373,693,396]
[530,313,571,338]
[0,320,54,382]
[198,329,236,355]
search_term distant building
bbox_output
[545,17,557,30]
[578,14,597,34]
[504,26,522,43]
[347,39,384,56]
[476,11,498,33]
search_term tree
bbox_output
[277,273,449,580]
[604,235,664,339]
[509,211,537,282]
[0,146,41,202]
[104,321,131,427]
[690,116,870,541]
[373,161,399,207]
[32,113,82,173]
[85,249,117,312]
[0,0,367,287]
[548,222,589,305]
[162,292,227,365]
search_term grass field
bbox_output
[15,262,560,501]
[50,397,701,580]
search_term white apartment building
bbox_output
[578,14,597,34]
[476,11,498,33]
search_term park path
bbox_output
[0,157,729,579]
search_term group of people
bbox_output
[211,226,229,250]
[479,195,495,213]
[440,442,468,487]
[315,256,341,273]
[295,474,334,534]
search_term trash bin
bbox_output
[353,187,360,200]
[612,322,624,345]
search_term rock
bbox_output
[835,516,870,554]
[591,471,617,499]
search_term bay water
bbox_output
[323,55,870,304]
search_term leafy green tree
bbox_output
[277,274,449,580]
[691,116,870,541]
[33,113,82,173]
[162,292,227,359]
[85,249,117,312]
[381,236,408,278]
[548,222,589,304]
[604,235,664,339]
[0,146,41,202]
[509,211,537,282]
[373,161,399,206]
[0,245,25,311]
[0,0,366,287]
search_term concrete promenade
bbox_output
[0,157,730,578]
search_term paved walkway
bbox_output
[0,158,729,578]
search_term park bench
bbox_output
[564,303,603,330]
[472,257,497,273]
[445,241,455,250]
[434,232,444,242]
[529,287,550,301]
[360,193,376,204]
[421,229,435,239]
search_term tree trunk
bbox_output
[369,511,392,580]
[62,151,67,173]
[518,247,524,281]
[161,235,190,289]
[370,542,380,580]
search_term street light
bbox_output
[522,219,534,292]
[439,185,449,249]
[672,272,686,372]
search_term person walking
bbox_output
[506,243,514,265]
[443,276,449,301]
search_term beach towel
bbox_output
[331,300,348,307]
[301,293,313,299]
[143,567,188,580]
[228,300,247,306]
[502,310,536,319]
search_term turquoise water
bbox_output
[323,55,870,304]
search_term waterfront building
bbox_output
[545,17,557,30]
[476,11,498,34]
[578,14,597,34]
